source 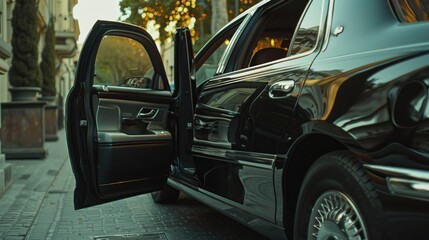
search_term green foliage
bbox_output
[40,18,57,96]
[120,0,198,43]
[94,35,152,86]
[119,0,260,47]
[9,0,41,87]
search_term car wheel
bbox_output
[294,150,385,240]
[151,184,180,204]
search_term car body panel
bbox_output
[273,0,429,236]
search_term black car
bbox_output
[66,0,429,239]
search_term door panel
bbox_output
[95,96,172,198]
[97,98,170,133]
[66,21,175,209]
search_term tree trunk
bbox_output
[211,0,228,34]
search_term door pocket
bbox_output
[97,130,173,197]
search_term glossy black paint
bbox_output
[273,0,429,238]
[67,0,429,239]
[189,0,429,238]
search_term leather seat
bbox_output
[249,47,288,67]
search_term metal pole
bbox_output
[235,0,239,17]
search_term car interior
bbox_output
[239,0,309,69]
[195,0,309,82]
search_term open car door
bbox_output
[66,21,193,209]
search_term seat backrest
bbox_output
[249,47,287,67]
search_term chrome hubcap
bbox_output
[308,191,368,240]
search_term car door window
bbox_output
[241,0,309,68]
[289,0,323,56]
[95,35,166,90]
[195,16,247,85]
[196,38,230,85]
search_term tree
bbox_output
[120,0,199,43]
[211,0,228,34]
[119,0,260,46]
[94,36,153,86]
[9,0,41,87]
[40,18,57,96]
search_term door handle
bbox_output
[268,80,295,99]
[136,108,159,121]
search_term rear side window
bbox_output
[195,18,245,85]
[289,0,323,56]
[391,0,429,23]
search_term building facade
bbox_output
[0,0,79,196]
[0,0,12,197]
[37,0,80,118]
[0,0,79,104]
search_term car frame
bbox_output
[66,0,429,239]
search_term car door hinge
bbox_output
[80,120,88,127]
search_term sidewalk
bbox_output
[0,129,69,239]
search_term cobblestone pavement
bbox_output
[0,130,268,240]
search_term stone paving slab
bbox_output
[0,130,68,240]
[28,161,267,240]
[0,130,268,240]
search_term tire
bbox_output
[294,150,385,240]
[151,184,180,204]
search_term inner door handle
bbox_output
[136,108,159,120]
[268,80,295,99]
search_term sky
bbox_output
[73,0,123,44]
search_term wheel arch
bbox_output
[282,133,348,237]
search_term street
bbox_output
[0,130,267,240]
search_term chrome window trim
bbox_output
[93,85,172,96]
[217,12,255,75]
[322,0,335,51]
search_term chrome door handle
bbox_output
[136,108,159,120]
[268,80,295,99]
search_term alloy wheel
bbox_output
[308,190,368,240]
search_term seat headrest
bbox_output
[249,48,287,67]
